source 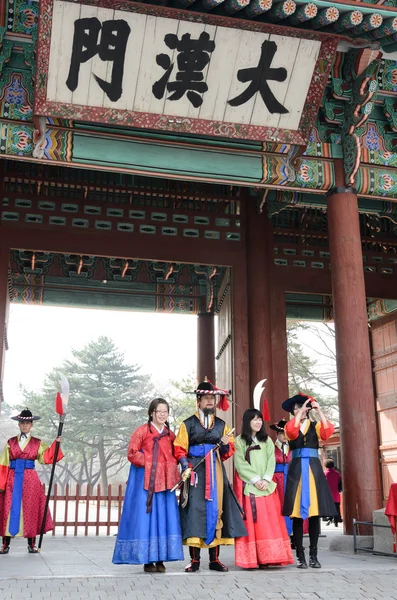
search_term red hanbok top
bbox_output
[128,424,179,492]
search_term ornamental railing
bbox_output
[43,482,125,536]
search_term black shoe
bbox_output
[0,544,9,555]
[156,561,166,573]
[28,544,38,554]
[185,560,200,572]
[209,560,228,572]
[296,549,308,569]
[309,547,321,568]
[143,563,156,573]
[309,556,321,568]
[208,545,228,572]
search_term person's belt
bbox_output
[10,459,35,470]
[291,448,318,459]
[9,459,35,536]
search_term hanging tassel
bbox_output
[216,395,229,411]
[262,397,270,422]
[55,392,64,416]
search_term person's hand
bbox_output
[221,432,232,445]
[310,401,320,411]
[254,480,267,491]
[298,399,312,418]
[182,467,192,482]
[55,436,62,443]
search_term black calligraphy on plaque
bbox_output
[228,41,289,114]
[152,32,215,108]
[66,18,131,102]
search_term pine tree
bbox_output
[20,336,154,489]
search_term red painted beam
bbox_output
[0,226,241,268]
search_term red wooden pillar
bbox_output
[197,312,215,383]
[0,239,10,411]
[232,244,250,432]
[245,198,276,422]
[270,284,289,423]
[327,160,382,533]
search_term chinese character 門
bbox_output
[66,17,131,102]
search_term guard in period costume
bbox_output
[174,379,247,572]
[0,409,64,554]
[113,398,184,572]
[234,409,294,569]
[270,419,293,539]
[282,394,337,569]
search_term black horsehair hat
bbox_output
[11,409,41,422]
[193,377,230,411]
[281,393,311,415]
[270,419,287,433]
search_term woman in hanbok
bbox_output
[112,398,184,572]
[0,409,63,554]
[234,408,294,569]
[282,393,336,569]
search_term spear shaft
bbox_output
[38,415,65,551]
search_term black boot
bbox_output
[185,546,200,573]
[27,537,38,554]
[209,546,228,572]
[296,547,308,569]
[309,546,321,568]
[0,537,10,555]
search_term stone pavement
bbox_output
[0,530,396,600]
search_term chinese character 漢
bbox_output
[152,32,215,108]
[66,17,131,102]
[228,40,289,114]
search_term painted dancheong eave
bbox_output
[35,0,338,144]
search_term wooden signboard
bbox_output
[35,0,338,143]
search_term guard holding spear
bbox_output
[174,378,247,572]
[0,405,64,555]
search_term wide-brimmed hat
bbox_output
[270,419,287,432]
[193,378,230,411]
[282,393,310,415]
[11,409,40,422]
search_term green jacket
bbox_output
[234,435,277,497]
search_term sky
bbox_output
[3,304,198,407]
[3,304,337,411]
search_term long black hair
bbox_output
[241,408,268,445]
[147,398,170,432]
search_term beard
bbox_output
[203,407,215,416]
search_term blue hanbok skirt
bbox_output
[112,464,184,564]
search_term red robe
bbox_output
[0,436,64,538]
[272,443,290,509]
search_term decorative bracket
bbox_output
[341,48,382,187]
[32,116,47,159]
[283,144,306,183]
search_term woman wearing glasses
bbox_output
[113,398,184,572]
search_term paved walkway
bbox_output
[0,530,396,599]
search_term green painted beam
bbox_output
[75,123,263,152]
[73,134,263,183]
